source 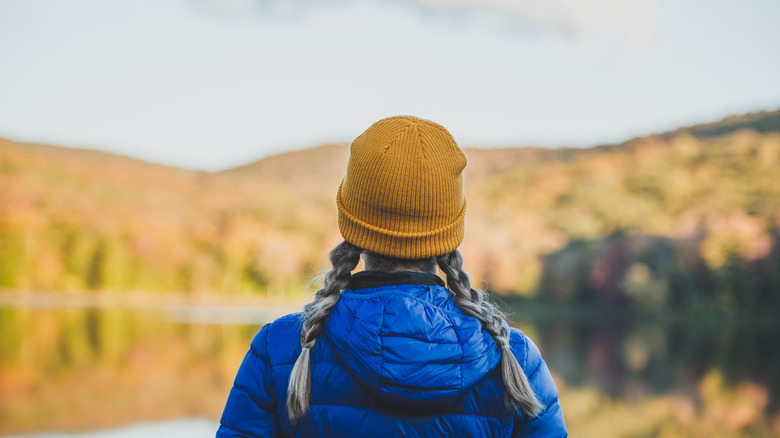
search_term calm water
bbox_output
[1,295,779,437]
[4,419,218,438]
[514,309,780,409]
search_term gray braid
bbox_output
[437,250,542,416]
[287,240,362,421]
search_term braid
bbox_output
[437,250,542,417]
[287,240,362,421]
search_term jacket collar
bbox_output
[348,270,445,290]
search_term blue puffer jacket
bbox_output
[218,271,567,437]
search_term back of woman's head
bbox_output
[337,115,467,259]
[287,116,541,421]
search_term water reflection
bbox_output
[0,303,264,435]
[509,306,780,436]
[524,312,780,411]
[1,300,779,437]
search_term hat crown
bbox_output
[350,116,466,167]
[337,116,467,259]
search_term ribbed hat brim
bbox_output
[337,184,466,259]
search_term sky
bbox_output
[1,0,779,171]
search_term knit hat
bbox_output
[337,116,468,259]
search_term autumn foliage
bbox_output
[1,111,779,312]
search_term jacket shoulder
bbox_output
[250,312,304,366]
[507,328,541,374]
[508,328,562,419]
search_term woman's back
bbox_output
[217,116,567,437]
[218,271,566,437]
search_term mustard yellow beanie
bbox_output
[337,116,468,259]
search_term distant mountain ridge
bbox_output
[596,109,780,152]
[2,109,778,174]
[670,109,780,138]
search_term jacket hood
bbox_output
[324,271,501,413]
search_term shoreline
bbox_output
[3,418,219,438]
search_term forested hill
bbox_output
[1,110,779,311]
[668,109,780,139]
[597,109,780,152]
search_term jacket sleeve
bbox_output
[217,325,283,438]
[511,331,568,438]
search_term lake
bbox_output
[3,419,218,438]
[1,292,779,437]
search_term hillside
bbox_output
[597,109,780,152]
[1,111,779,310]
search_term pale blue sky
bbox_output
[1,0,779,170]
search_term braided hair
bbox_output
[436,250,541,416]
[286,240,362,421]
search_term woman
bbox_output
[217,116,567,437]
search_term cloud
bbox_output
[407,0,659,43]
[190,0,660,45]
